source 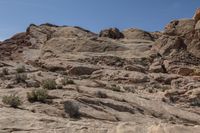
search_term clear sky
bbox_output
[0,0,199,40]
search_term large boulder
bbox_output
[154,35,186,56]
[99,28,124,39]
[187,39,200,58]
[122,28,154,41]
[164,19,195,37]
[195,20,200,30]
[193,8,200,22]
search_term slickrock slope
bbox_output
[1,10,200,133]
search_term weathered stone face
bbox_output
[99,28,124,39]
[164,19,195,36]
[195,20,200,30]
[1,9,200,133]
[122,28,154,41]
[193,8,200,22]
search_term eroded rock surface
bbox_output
[0,10,200,133]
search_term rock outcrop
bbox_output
[122,28,154,41]
[193,8,200,22]
[0,9,200,133]
[99,28,124,39]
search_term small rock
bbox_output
[26,79,40,87]
[68,66,98,76]
[124,65,146,73]
[149,61,166,73]
[177,67,194,76]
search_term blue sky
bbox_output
[0,0,199,40]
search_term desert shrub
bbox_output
[61,77,75,85]
[16,65,26,73]
[108,84,121,92]
[15,73,27,83]
[2,94,22,108]
[64,101,80,118]
[95,91,107,98]
[2,68,9,75]
[123,86,135,93]
[56,84,63,89]
[42,79,57,90]
[190,97,200,107]
[27,89,49,103]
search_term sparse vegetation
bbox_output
[16,65,26,73]
[27,89,49,103]
[108,84,121,92]
[2,68,9,75]
[64,101,80,118]
[37,72,42,76]
[42,79,57,90]
[95,91,107,98]
[61,77,75,85]
[15,73,27,83]
[2,94,22,108]
[123,86,135,93]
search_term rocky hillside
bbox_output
[1,9,200,133]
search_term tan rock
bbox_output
[122,28,154,41]
[193,8,200,22]
[149,61,166,73]
[164,19,195,36]
[195,20,200,30]
[99,28,124,39]
[177,67,194,76]
[155,35,185,56]
[68,66,98,76]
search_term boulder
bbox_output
[177,67,194,76]
[63,100,80,118]
[149,61,166,73]
[68,66,98,76]
[99,28,124,39]
[187,39,200,58]
[195,20,200,30]
[149,73,180,84]
[193,8,200,22]
[25,79,40,88]
[151,31,162,40]
[122,28,154,41]
[164,19,195,37]
[155,35,186,56]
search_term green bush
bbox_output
[2,94,22,108]
[61,77,75,85]
[15,73,27,83]
[16,65,26,73]
[27,89,49,103]
[64,101,80,118]
[42,79,57,90]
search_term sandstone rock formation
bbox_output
[99,28,124,39]
[193,8,200,22]
[122,28,154,41]
[0,9,200,133]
